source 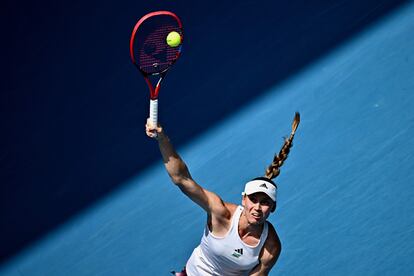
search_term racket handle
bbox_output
[149,99,158,127]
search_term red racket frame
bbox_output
[129,11,183,100]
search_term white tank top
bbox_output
[186,206,269,276]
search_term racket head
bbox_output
[130,11,183,77]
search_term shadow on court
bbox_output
[1,0,408,264]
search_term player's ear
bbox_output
[271,201,276,213]
[241,194,247,207]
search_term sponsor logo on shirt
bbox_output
[232,248,243,258]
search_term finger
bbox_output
[146,118,156,128]
[146,128,158,137]
[146,132,156,139]
[146,123,156,131]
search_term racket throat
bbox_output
[144,73,165,127]
[145,75,164,100]
[153,77,162,98]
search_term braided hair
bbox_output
[244,113,300,212]
[264,112,300,181]
[254,112,300,212]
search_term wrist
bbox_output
[156,131,167,142]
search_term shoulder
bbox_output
[207,202,238,236]
[266,222,281,248]
[261,222,281,265]
[225,202,239,215]
[249,222,281,275]
[212,202,238,222]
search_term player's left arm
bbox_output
[249,224,281,276]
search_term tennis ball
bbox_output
[166,31,181,47]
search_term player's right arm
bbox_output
[146,120,229,217]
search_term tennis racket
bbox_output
[130,11,183,127]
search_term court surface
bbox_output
[1,2,414,276]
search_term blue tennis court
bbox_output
[2,1,414,275]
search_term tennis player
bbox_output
[146,113,300,276]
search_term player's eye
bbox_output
[261,200,272,207]
[248,195,258,204]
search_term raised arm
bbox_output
[145,120,228,216]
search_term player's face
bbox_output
[242,193,274,225]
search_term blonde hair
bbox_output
[264,112,300,181]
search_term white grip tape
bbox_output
[149,99,158,127]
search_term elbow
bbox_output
[168,164,192,186]
[170,173,194,189]
[169,171,190,185]
[170,175,184,185]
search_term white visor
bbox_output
[242,179,277,202]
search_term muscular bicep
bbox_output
[176,178,228,216]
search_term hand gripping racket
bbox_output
[130,11,183,127]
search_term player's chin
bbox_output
[249,215,264,225]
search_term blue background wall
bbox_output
[2,0,414,275]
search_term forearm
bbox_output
[157,132,192,183]
[154,130,217,213]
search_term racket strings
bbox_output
[140,25,177,73]
[133,16,182,75]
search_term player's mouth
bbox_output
[251,213,262,220]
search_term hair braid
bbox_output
[265,112,300,180]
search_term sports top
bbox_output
[186,206,269,276]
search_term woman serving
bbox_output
[146,113,300,276]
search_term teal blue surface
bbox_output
[2,2,414,275]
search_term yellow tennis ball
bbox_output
[166,31,181,47]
